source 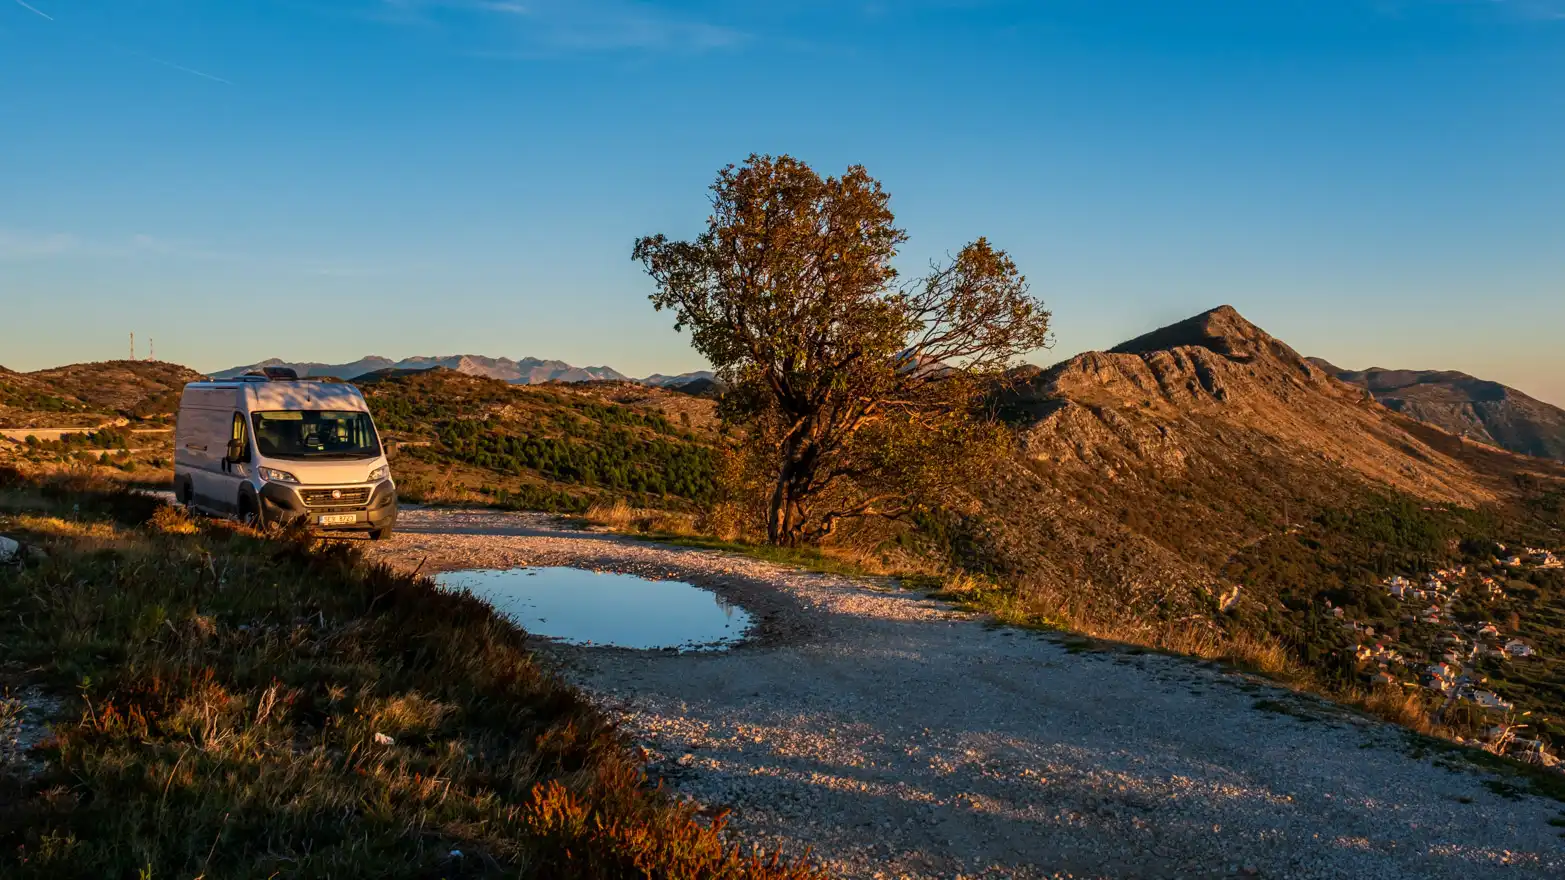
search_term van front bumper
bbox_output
[258,479,398,531]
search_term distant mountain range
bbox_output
[1310,360,1565,463]
[212,356,715,388]
[641,371,719,388]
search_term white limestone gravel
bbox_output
[370,507,1565,880]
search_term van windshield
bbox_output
[252,411,381,460]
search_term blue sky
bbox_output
[2,1,1562,403]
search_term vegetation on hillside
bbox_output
[0,362,197,484]
[0,361,203,429]
[358,369,719,514]
[0,379,82,416]
[1223,483,1565,742]
[21,428,133,452]
[0,468,816,879]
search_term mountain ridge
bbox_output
[212,355,710,387]
[1309,359,1565,462]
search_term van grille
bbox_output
[300,487,371,508]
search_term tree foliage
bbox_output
[634,154,1051,545]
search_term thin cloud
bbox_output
[375,0,747,53]
[6,0,235,84]
[138,53,234,85]
[9,0,52,20]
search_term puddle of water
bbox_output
[436,567,752,651]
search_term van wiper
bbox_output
[306,453,377,460]
[268,452,378,461]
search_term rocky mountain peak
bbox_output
[1109,305,1311,369]
[1020,306,1336,415]
[999,306,1490,505]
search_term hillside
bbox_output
[1312,361,1565,462]
[0,360,205,428]
[356,368,719,512]
[979,306,1565,749]
[0,360,203,483]
[0,366,92,427]
[214,355,629,384]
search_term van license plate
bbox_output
[319,514,357,526]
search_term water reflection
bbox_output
[436,566,752,651]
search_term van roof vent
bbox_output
[232,368,343,384]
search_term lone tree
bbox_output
[634,155,1051,546]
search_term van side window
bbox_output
[231,413,251,462]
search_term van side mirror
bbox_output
[226,438,246,462]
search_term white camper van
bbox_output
[174,368,397,539]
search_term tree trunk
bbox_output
[766,445,817,547]
[767,468,790,545]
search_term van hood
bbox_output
[264,458,386,486]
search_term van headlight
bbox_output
[259,467,300,484]
[367,465,387,482]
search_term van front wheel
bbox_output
[238,496,264,531]
[368,527,392,542]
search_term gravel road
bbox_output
[371,507,1565,880]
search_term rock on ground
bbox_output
[0,687,63,779]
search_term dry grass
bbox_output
[0,476,821,879]
[585,499,702,538]
[1355,683,1436,734]
[585,498,641,530]
[934,571,1453,738]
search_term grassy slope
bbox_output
[942,430,1565,753]
[0,471,815,879]
[0,370,88,422]
[0,361,201,485]
[359,369,718,515]
[0,361,204,430]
